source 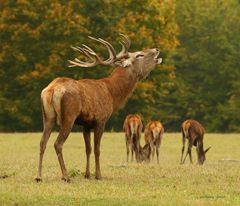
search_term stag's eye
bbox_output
[136,54,145,59]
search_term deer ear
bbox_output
[122,59,132,68]
[204,146,211,154]
[114,58,132,68]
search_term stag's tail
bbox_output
[41,88,56,124]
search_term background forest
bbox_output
[0,0,240,132]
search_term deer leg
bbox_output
[149,142,154,162]
[131,144,134,162]
[83,127,91,179]
[54,121,74,182]
[152,146,155,161]
[156,140,161,164]
[94,123,105,180]
[188,143,193,164]
[156,147,160,164]
[183,142,193,164]
[180,134,186,164]
[35,117,55,182]
[125,136,130,162]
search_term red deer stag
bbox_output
[35,34,162,182]
[123,114,143,162]
[180,119,211,165]
[144,121,164,163]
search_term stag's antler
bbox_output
[68,34,131,68]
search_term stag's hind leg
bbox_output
[94,123,105,180]
[35,112,55,182]
[83,127,91,178]
[54,119,74,182]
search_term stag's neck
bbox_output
[103,68,138,112]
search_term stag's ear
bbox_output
[204,146,211,154]
[122,59,133,67]
[114,58,133,68]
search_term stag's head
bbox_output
[68,34,162,80]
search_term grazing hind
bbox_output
[144,121,164,163]
[180,119,211,165]
[35,34,162,182]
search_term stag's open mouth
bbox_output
[154,51,162,64]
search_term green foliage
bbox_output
[173,0,240,132]
[0,0,88,131]
[0,0,178,131]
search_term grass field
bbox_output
[0,132,240,206]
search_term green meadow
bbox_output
[0,133,240,206]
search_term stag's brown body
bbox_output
[180,119,211,165]
[35,34,162,182]
[144,121,164,163]
[123,114,143,162]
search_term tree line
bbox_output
[0,0,239,132]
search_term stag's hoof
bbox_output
[61,176,70,183]
[35,177,42,182]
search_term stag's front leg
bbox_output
[83,127,91,178]
[94,123,105,180]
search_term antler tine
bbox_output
[116,34,131,59]
[117,41,128,59]
[97,38,117,59]
[68,34,131,68]
[88,36,116,63]
[119,33,131,50]
[70,46,96,63]
[68,59,97,68]
[82,44,97,55]
[69,45,99,68]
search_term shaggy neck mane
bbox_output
[103,68,138,112]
